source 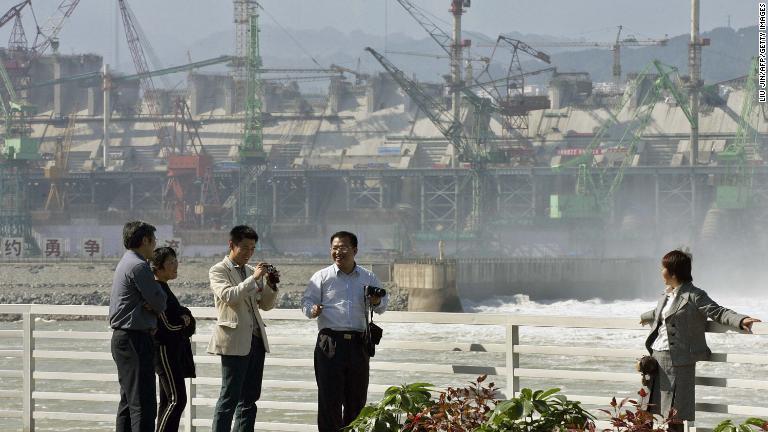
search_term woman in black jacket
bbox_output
[150,247,196,432]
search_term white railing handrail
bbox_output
[3,304,766,334]
[0,304,765,432]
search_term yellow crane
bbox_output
[44,114,75,211]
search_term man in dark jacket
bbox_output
[109,221,167,432]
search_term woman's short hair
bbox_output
[662,249,693,283]
[150,247,177,273]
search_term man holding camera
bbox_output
[208,225,279,432]
[302,231,388,432]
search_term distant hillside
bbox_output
[529,26,756,83]
[123,24,756,89]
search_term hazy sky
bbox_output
[6,0,758,60]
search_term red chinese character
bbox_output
[45,239,61,257]
[83,239,101,257]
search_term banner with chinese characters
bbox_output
[43,238,66,259]
[81,237,103,259]
[1,237,24,259]
[159,238,183,254]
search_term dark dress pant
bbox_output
[111,329,157,432]
[212,335,266,432]
[155,343,188,432]
[314,330,370,432]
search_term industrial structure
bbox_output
[0,0,765,259]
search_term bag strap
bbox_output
[363,286,372,341]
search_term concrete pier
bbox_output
[394,258,463,312]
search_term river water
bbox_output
[1,294,766,431]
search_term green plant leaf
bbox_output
[522,399,534,418]
[745,418,768,429]
[551,394,567,404]
[532,400,550,414]
[538,388,561,400]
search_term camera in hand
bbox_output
[264,264,280,286]
[365,285,386,298]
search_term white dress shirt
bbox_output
[651,285,681,352]
[302,263,388,332]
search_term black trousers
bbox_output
[155,344,188,432]
[111,329,157,432]
[212,335,267,432]
[314,330,370,432]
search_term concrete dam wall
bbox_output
[456,257,658,301]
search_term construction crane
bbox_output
[0,53,36,161]
[549,61,684,220]
[394,0,470,165]
[330,63,369,84]
[29,0,81,59]
[537,26,668,87]
[44,113,75,211]
[118,0,226,229]
[165,98,222,227]
[26,55,237,90]
[367,46,488,233]
[0,49,38,253]
[117,0,170,151]
[367,47,485,165]
[474,36,553,133]
[0,0,32,51]
[237,11,270,233]
[714,57,759,209]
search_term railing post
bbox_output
[505,324,519,398]
[183,340,197,432]
[22,309,35,432]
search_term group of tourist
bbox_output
[108,221,387,432]
[107,220,762,432]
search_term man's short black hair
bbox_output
[150,247,177,273]
[230,225,259,244]
[123,221,156,250]
[330,231,358,248]
[662,249,693,283]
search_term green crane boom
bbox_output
[715,57,759,209]
[25,55,237,90]
[550,62,666,219]
[366,46,485,165]
[241,13,265,163]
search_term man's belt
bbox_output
[319,328,365,341]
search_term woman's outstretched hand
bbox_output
[741,317,762,333]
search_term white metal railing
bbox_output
[0,304,766,432]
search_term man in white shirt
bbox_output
[302,231,388,432]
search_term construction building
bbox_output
[0,0,765,260]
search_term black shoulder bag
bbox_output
[364,293,383,357]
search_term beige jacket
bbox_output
[207,256,278,356]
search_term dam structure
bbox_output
[0,1,765,299]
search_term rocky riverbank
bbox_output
[0,261,408,320]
